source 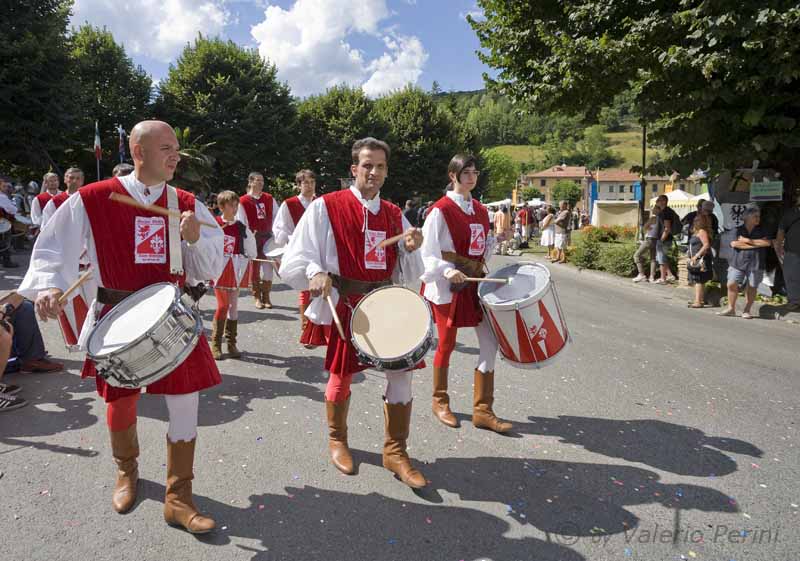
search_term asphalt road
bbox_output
[0,253,798,561]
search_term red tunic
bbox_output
[323,190,402,376]
[428,196,490,328]
[284,196,307,227]
[50,191,70,209]
[79,178,221,402]
[239,192,274,233]
[35,191,56,211]
[215,217,247,289]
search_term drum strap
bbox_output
[166,186,184,276]
[97,287,134,307]
[441,251,485,278]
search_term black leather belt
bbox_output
[330,274,391,296]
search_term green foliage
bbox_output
[470,0,800,184]
[173,127,215,193]
[571,236,601,269]
[373,86,464,202]
[296,85,383,194]
[155,36,296,191]
[582,225,636,243]
[521,187,543,201]
[481,148,517,200]
[0,0,77,173]
[551,180,583,207]
[69,25,153,175]
[597,243,638,277]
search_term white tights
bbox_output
[475,318,498,373]
[164,392,199,442]
[384,371,413,404]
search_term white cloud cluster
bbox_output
[250,0,427,97]
[70,0,229,63]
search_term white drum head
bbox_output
[352,286,430,360]
[88,284,178,356]
[479,263,551,307]
[265,247,285,259]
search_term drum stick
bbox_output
[252,258,280,264]
[326,295,346,340]
[108,192,218,228]
[58,267,94,305]
[463,277,511,284]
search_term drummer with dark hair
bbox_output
[420,154,512,433]
[279,138,427,488]
[273,169,326,346]
[18,120,224,534]
[237,171,279,309]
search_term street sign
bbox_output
[750,180,783,202]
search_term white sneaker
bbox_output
[633,274,647,283]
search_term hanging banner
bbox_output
[749,180,784,202]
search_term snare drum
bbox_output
[350,286,434,371]
[87,283,202,388]
[478,263,569,369]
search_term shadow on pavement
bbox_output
[514,415,762,477]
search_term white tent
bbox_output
[649,189,692,206]
[690,192,711,201]
[591,200,640,227]
[484,198,512,209]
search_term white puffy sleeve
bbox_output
[182,199,224,283]
[40,199,56,228]
[419,208,455,283]
[17,194,91,299]
[30,197,43,226]
[236,203,250,230]
[273,201,293,246]
[242,226,258,259]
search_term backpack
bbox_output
[664,208,681,236]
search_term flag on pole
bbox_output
[94,121,102,160]
[117,125,126,163]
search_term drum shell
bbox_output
[87,285,202,388]
[479,264,570,369]
[350,286,434,371]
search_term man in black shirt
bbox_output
[403,200,418,227]
[653,195,679,283]
[718,207,771,318]
[775,202,800,310]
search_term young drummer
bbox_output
[273,169,327,346]
[211,191,257,360]
[420,154,512,433]
[237,172,279,309]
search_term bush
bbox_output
[572,236,601,269]
[597,243,638,277]
[581,225,636,243]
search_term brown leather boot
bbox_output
[432,366,458,428]
[164,437,216,534]
[110,423,139,513]
[224,319,241,359]
[382,400,426,489]
[262,280,273,309]
[253,277,264,309]
[326,397,354,474]
[210,317,224,360]
[298,301,309,334]
[472,370,512,433]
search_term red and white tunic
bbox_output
[279,187,424,375]
[41,190,71,229]
[31,190,60,226]
[273,194,314,247]
[237,192,279,257]
[420,192,496,326]
[214,217,257,289]
[18,173,225,402]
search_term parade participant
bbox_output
[279,138,427,488]
[273,169,325,345]
[420,154,511,433]
[18,120,224,534]
[30,172,61,227]
[211,190,256,360]
[41,167,84,228]
[237,172,279,309]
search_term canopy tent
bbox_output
[649,189,692,206]
[591,200,639,227]
[484,198,512,209]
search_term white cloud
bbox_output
[70,0,229,63]
[250,0,427,97]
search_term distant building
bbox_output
[520,165,593,204]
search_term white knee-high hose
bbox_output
[165,392,199,442]
[384,371,413,404]
[475,318,498,374]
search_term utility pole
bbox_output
[640,124,647,241]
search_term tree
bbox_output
[470,1,800,198]
[173,127,215,193]
[155,36,296,191]
[69,25,153,176]
[481,148,517,200]
[296,86,384,194]
[521,187,543,201]
[0,0,77,173]
[373,87,463,202]
[577,125,619,169]
[551,180,582,207]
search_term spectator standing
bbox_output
[687,215,714,308]
[633,206,661,282]
[403,200,418,227]
[112,163,134,177]
[553,201,570,264]
[653,195,679,284]
[717,207,771,319]
[0,178,19,268]
[774,199,800,311]
[540,206,556,260]
[494,205,513,255]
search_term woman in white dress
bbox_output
[539,205,556,260]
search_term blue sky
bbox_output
[70,0,493,97]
